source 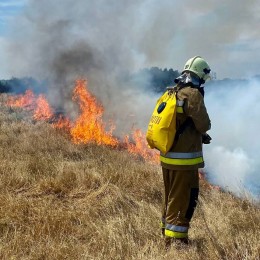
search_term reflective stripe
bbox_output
[160,156,203,165]
[165,224,188,233]
[160,221,165,228]
[162,151,203,159]
[160,218,166,228]
[177,100,184,113]
[165,230,188,238]
[176,107,184,113]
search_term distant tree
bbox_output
[0,77,47,94]
[0,80,12,93]
[132,67,180,93]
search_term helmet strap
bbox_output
[199,78,205,85]
[198,86,205,97]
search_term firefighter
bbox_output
[160,56,212,248]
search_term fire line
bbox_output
[6,79,160,164]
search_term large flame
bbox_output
[70,79,118,146]
[6,79,158,163]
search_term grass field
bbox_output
[0,95,259,260]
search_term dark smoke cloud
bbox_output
[6,0,156,130]
[5,0,260,78]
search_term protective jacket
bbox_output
[160,84,211,170]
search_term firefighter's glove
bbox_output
[202,133,212,144]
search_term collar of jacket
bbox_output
[176,83,204,97]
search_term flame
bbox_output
[33,95,54,120]
[7,89,35,109]
[70,79,118,146]
[124,129,159,163]
[8,90,54,121]
[53,115,72,131]
[5,79,160,163]
[199,171,221,191]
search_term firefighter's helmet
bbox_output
[182,56,211,83]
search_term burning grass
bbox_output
[6,79,159,163]
[0,93,259,259]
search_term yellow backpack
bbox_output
[146,87,177,155]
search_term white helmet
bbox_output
[182,56,211,83]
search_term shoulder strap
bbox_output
[172,86,194,146]
[174,117,193,143]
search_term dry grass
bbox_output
[0,96,259,260]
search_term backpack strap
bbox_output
[172,117,193,148]
[166,84,194,147]
[173,84,194,147]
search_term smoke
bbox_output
[3,0,260,197]
[5,1,260,124]
[204,79,260,199]
[6,0,260,77]
[6,0,164,132]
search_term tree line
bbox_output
[1,68,259,94]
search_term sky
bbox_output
[0,0,28,78]
[0,0,260,80]
[0,0,27,36]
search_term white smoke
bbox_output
[204,80,260,198]
[4,1,260,94]
[5,0,260,79]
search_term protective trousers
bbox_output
[161,167,199,239]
